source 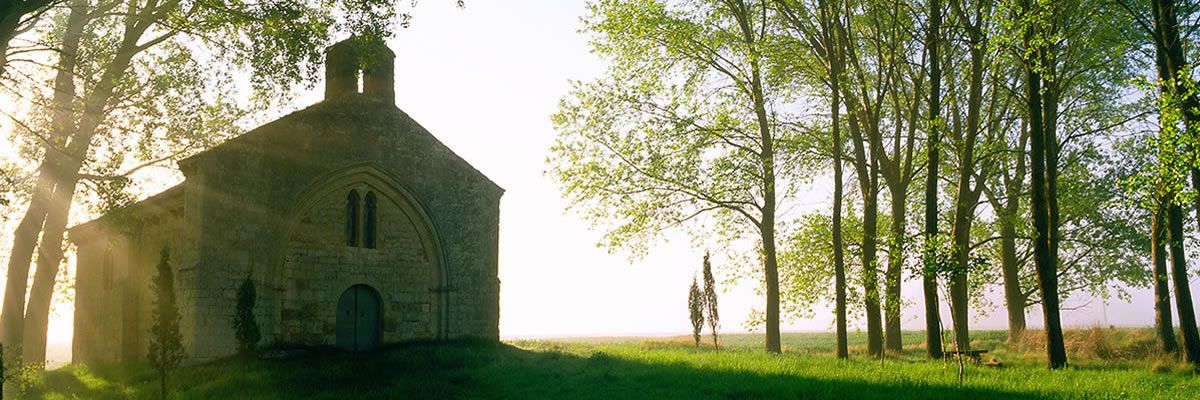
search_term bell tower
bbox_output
[324,38,396,104]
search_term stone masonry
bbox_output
[68,38,503,363]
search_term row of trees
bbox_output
[0,0,440,372]
[548,0,1200,370]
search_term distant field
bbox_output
[21,329,1200,399]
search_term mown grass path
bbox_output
[25,331,1200,399]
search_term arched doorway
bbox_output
[336,284,381,352]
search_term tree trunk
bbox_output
[1166,203,1200,366]
[0,0,87,353]
[949,221,971,352]
[999,126,1029,344]
[1027,74,1065,367]
[837,5,891,359]
[1152,204,1178,354]
[1044,98,1068,368]
[833,155,848,359]
[742,18,780,352]
[758,116,780,355]
[922,0,944,360]
[876,0,923,354]
[0,176,52,357]
[0,139,77,362]
[999,214,1025,342]
[1043,76,1063,300]
[1024,40,1068,369]
[18,0,89,365]
[16,0,150,365]
[949,194,974,352]
[1149,0,1200,234]
[828,8,848,360]
[884,187,905,353]
[761,220,781,354]
[833,0,883,358]
[948,140,973,354]
[1150,0,1198,369]
[949,6,987,353]
[23,172,83,364]
[862,183,883,356]
[845,103,882,358]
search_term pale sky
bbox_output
[0,0,1196,368]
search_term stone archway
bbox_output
[337,284,381,352]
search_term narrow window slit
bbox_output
[364,191,378,249]
[347,190,360,247]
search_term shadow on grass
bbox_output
[30,340,1057,400]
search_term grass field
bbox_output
[20,329,1200,399]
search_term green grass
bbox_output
[21,329,1200,399]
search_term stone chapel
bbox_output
[68,39,503,363]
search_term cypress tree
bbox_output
[702,252,720,350]
[148,247,184,400]
[234,275,261,356]
[688,276,704,348]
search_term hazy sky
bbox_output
[1,0,1197,367]
[376,0,1192,336]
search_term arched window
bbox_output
[346,190,360,247]
[364,191,378,249]
[103,249,114,290]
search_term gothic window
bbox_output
[103,249,114,290]
[346,190,360,247]
[364,191,378,249]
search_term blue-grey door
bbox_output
[336,285,381,352]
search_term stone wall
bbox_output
[71,228,128,364]
[70,199,185,364]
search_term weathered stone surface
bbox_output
[67,40,502,364]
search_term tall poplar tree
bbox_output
[772,0,849,360]
[922,0,945,360]
[1148,0,1200,369]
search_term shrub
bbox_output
[0,345,42,399]
[0,345,37,399]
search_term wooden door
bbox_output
[355,286,380,350]
[336,285,381,352]
[336,287,356,350]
